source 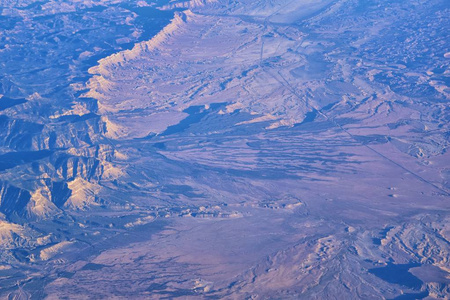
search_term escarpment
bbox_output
[87,11,192,81]
[159,0,218,10]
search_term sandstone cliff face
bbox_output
[0,181,31,220]
[159,0,217,10]
[85,11,191,113]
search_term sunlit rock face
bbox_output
[0,0,449,298]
